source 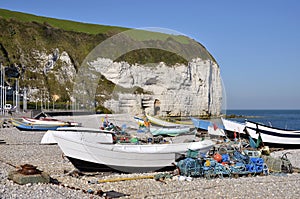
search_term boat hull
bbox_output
[191,117,212,130]
[221,118,245,134]
[53,130,214,173]
[245,120,300,149]
[66,156,176,173]
[150,126,191,136]
[22,117,67,126]
[146,114,183,127]
[11,119,63,131]
[221,118,248,138]
[41,127,114,144]
[207,126,225,136]
[22,117,80,127]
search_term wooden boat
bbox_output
[221,118,245,134]
[14,116,81,131]
[134,116,192,136]
[41,127,197,144]
[11,118,66,131]
[191,117,212,130]
[207,126,226,136]
[245,120,300,149]
[52,128,215,172]
[134,116,144,124]
[22,117,80,127]
[150,126,192,136]
[41,130,57,144]
[145,114,183,127]
[191,117,224,131]
[22,117,67,126]
[41,127,114,144]
[134,116,150,127]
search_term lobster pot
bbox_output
[249,157,264,173]
[246,164,256,173]
[177,158,202,177]
[186,149,200,159]
[250,157,264,165]
[262,155,293,173]
[233,151,250,164]
[262,156,282,172]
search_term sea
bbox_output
[224,109,300,130]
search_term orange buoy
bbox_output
[213,153,222,163]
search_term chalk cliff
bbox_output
[5,46,223,116]
[0,9,223,116]
[88,57,222,116]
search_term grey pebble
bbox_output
[1,128,300,199]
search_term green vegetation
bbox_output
[0,8,217,112]
[125,29,191,44]
[116,48,188,65]
[0,8,128,34]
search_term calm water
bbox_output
[224,110,300,130]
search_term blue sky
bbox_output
[1,0,300,109]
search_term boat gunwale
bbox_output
[246,120,300,132]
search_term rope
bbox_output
[0,158,107,197]
[0,158,17,168]
[96,175,154,183]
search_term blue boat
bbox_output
[191,117,212,130]
[191,117,224,131]
[11,119,65,131]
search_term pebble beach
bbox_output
[1,124,300,198]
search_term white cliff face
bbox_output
[27,49,76,101]
[27,49,222,116]
[89,58,223,116]
[54,51,76,84]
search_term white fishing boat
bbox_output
[221,118,245,134]
[22,117,80,127]
[42,127,198,145]
[41,127,114,144]
[145,114,183,127]
[207,126,226,137]
[41,131,58,144]
[245,120,300,149]
[52,128,215,173]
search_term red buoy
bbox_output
[213,153,222,162]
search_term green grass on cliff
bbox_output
[0,8,192,44]
[125,29,191,44]
[0,8,128,34]
[0,8,218,108]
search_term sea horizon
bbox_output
[224,108,300,111]
[223,109,300,130]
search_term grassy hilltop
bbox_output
[0,8,216,111]
[0,8,128,34]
